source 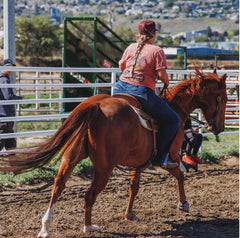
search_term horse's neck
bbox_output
[167,91,197,122]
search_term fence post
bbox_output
[16,71,21,116]
[36,71,40,110]
[111,72,117,95]
[49,72,52,109]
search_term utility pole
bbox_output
[3,0,17,139]
[3,0,16,73]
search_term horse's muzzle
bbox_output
[207,124,225,135]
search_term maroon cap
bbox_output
[138,20,158,35]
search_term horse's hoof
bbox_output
[83,224,100,232]
[180,161,187,173]
[178,201,189,212]
[125,213,138,220]
[37,231,49,238]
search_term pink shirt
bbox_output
[119,43,167,91]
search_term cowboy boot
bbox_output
[152,152,178,169]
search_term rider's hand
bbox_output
[158,68,169,86]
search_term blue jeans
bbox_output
[113,80,180,162]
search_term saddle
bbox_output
[112,93,159,156]
[112,93,159,131]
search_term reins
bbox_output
[160,84,206,127]
[160,80,225,128]
[159,83,171,98]
[188,115,206,126]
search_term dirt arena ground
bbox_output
[0,155,239,238]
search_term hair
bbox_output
[130,32,155,76]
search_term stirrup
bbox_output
[152,152,178,169]
[161,153,178,169]
[160,161,178,169]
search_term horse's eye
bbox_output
[217,96,221,102]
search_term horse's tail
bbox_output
[0,94,109,174]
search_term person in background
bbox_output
[181,118,203,167]
[113,20,180,169]
[209,62,214,70]
[0,58,23,151]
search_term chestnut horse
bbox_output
[0,67,227,238]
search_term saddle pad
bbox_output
[112,93,158,131]
[130,106,154,131]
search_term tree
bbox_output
[223,31,228,37]
[232,29,239,36]
[175,52,184,68]
[114,26,135,42]
[165,0,176,8]
[182,3,191,13]
[162,36,173,45]
[195,36,209,42]
[173,36,185,46]
[15,15,63,65]
[207,26,212,38]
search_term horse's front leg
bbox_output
[125,169,141,220]
[167,166,189,212]
[168,127,189,211]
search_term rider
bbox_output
[113,20,180,169]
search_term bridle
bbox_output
[160,83,227,128]
[206,90,227,127]
[159,84,207,126]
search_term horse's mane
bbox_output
[167,66,225,103]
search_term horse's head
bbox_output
[193,67,228,135]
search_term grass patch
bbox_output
[201,132,239,162]
[0,158,93,187]
[17,92,62,133]
[0,166,58,187]
[17,120,62,132]
[73,158,93,176]
[0,156,61,187]
[20,93,60,109]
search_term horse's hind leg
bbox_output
[83,167,113,232]
[37,155,80,238]
[125,169,141,220]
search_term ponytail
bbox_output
[130,32,155,76]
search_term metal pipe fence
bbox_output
[0,67,238,143]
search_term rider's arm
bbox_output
[157,68,169,86]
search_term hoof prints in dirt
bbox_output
[0,156,239,238]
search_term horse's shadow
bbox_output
[90,217,239,238]
[160,217,239,238]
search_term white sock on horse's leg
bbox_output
[37,203,55,238]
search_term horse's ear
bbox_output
[220,73,227,82]
[213,67,217,74]
[194,64,201,77]
[189,72,192,79]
